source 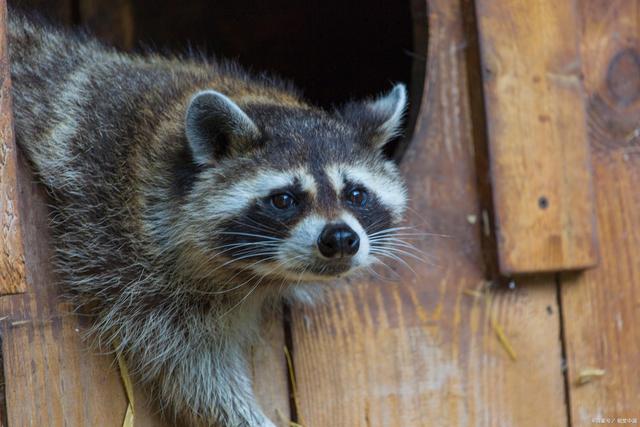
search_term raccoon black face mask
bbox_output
[9,11,408,427]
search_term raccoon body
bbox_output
[8,11,408,427]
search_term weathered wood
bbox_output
[561,1,640,425]
[0,0,26,295]
[476,0,598,274]
[288,1,567,425]
[1,156,130,426]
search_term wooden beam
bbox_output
[561,1,640,425]
[0,0,26,296]
[287,1,568,425]
[475,0,599,274]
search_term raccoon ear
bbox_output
[185,90,261,165]
[340,83,408,150]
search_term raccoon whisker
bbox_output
[183,253,283,297]
[368,249,418,276]
[369,255,401,279]
[217,231,284,241]
[366,263,400,282]
[206,257,283,295]
[364,218,389,233]
[216,261,288,320]
[209,242,281,258]
[230,216,284,235]
[370,245,429,265]
[369,240,431,258]
[214,244,281,259]
[213,241,282,250]
[198,250,282,278]
[368,226,418,236]
[369,230,449,239]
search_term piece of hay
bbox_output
[275,408,304,427]
[122,404,134,427]
[577,368,605,385]
[115,341,135,427]
[464,283,518,362]
[491,317,517,361]
[284,345,305,427]
[463,289,484,299]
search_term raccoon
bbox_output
[8,11,408,427]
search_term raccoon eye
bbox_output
[347,188,368,207]
[271,193,296,210]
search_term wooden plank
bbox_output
[0,0,26,295]
[561,1,640,425]
[1,156,130,426]
[288,1,568,426]
[475,0,598,274]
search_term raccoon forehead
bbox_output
[199,168,317,219]
[325,162,407,221]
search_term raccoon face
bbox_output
[181,84,408,283]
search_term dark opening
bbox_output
[13,0,426,156]
[130,1,415,108]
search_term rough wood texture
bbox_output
[561,1,640,425]
[1,155,130,426]
[476,0,599,274]
[0,0,26,296]
[288,1,567,426]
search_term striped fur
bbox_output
[9,11,408,427]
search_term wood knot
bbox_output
[606,47,640,108]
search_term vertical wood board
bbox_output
[561,1,640,424]
[0,0,26,296]
[476,0,598,273]
[288,1,568,426]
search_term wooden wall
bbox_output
[1,1,639,426]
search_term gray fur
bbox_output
[8,11,408,427]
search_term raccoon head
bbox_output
[180,84,408,285]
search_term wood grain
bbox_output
[288,1,567,425]
[0,0,26,295]
[475,0,599,274]
[1,155,130,427]
[561,1,640,424]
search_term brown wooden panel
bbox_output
[476,0,598,274]
[0,0,26,296]
[288,1,567,426]
[561,1,640,425]
[1,156,130,426]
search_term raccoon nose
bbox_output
[317,224,360,258]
